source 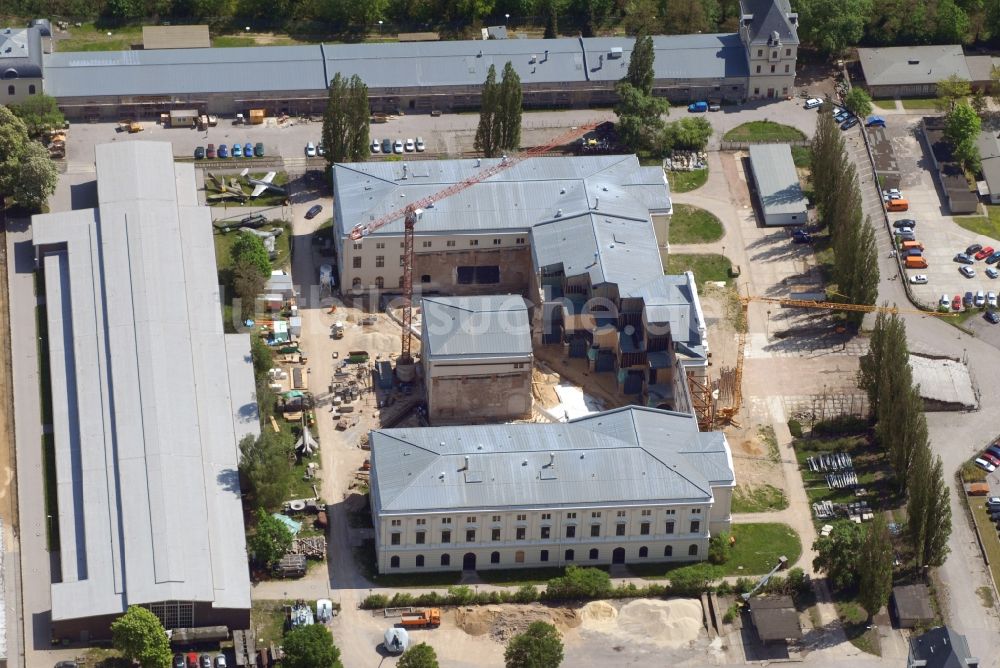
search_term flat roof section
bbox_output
[748,144,807,217]
[859,45,969,87]
[422,295,532,360]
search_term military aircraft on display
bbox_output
[205,172,250,202]
[240,168,287,198]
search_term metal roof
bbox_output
[858,45,970,87]
[909,627,978,668]
[421,295,532,360]
[370,406,734,514]
[43,31,751,98]
[891,584,934,622]
[749,596,802,640]
[32,141,255,621]
[0,27,43,79]
[748,144,807,216]
[739,0,799,45]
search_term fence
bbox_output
[719,139,811,151]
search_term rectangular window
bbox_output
[615,524,626,536]
[665,509,676,515]
[640,523,650,535]
[517,514,527,521]
[756,65,761,74]
[641,509,652,516]
[492,528,501,541]
[690,520,701,533]
[541,513,551,520]
[770,65,775,73]
[492,515,501,522]
[516,237,526,244]
[466,516,476,523]
[376,242,385,249]
[447,240,456,247]
[416,531,425,544]
[772,50,777,58]
[399,256,405,266]
[469,239,479,246]
[692,509,702,514]
[400,242,405,248]
[541,526,550,539]
[391,533,400,545]
[616,510,626,517]
[566,525,576,538]
[591,512,602,518]
[665,521,675,534]
[391,519,401,526]
[352,257,361,269]
[493,238,502,245]
[466,529,476,542]
[442,518,452,524]
[785,48,791,56]
[416,519,426,525]
[516,527,526,540]
[353,242,363,250]
[513,363,524,369]
[540,549,549,562]
[567,512,576,519]
[754,88,760,95]
[590,525,600,537]
[784,64,790,73]
[441,530,451,543]
[757,49,762,57]
[375,255,384,267]
[422,241,432,248]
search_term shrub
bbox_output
[812,414,868,436]
[716,581,733,596]
[544,566,612,600]
[362,594,389,609]
[448,585,475,605]
[722,604,739,624]
[708,532,731,565]
[962,460,988,483]
[667,563,721,596]
[734,577,754,595]
[786,567,808,595]
[787,419,804,438]
[513,585,538,603]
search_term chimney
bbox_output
[548,452,555,467]
[594,197,599,209]
[555,209,563,217]
[464,455,470,470]
[402,163,408,180]
[475,157,481,167]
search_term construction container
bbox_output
[376,360,393,389]
[168,109,199,128]
[249,109,266,124]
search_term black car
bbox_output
[840,117,859,130]
[305,204,324,219]
[382,138,393,153]
[987,310,1000,324]
[174,656,186,668]
[792,230,813,243]
[964,291,974,306]
[893,219,916,229]
[194,146,205,160]
[967,243,984,256]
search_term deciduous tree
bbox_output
[230,232,271,277]
[111,606,172,668]
[813,520,864,591]
[844,87,873,120]
[662,117,713,151]
[625,30,655,96]
[794,0,872,55]
[10,94,65,139]
[282,624,343,668]
[907,444,952,568]
[398,643,440,668]
[945,101,981,170]
[504,621,564,668]
[937,75,972,113]
[247,507,294,567]
[857,515,893,621]
[322,73,370,165]
[0,105,57,212]
[239,431,295,510]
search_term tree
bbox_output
[813,521,864,591]
[708,532,731,564]
[857,310,905,417]
[544,565,612,599]
[504,621,564,668]
[835,214,879,324]
[907,444,952,568]
[10,94,65,139]
[247,507,294,566]
[844,88,873,120]
[321,73,369,166]
[232,258,267,321]
[475,65,501,157]
[662,117,713,151]
[622,0,661,34]
[398,643,440,668]
[250,334,274,385]
[231,232,271,277]
[614,82,668,153]
[666,563,720,595]
[239,430,294,510]
[662,0,717,35]
[625,30,655,96]
[857,515,893,621]
[282,624,343,668]
[0,106,57,212]
[111,606,172,668]
[795,0,872,55]
[497,62,523,153]
[971,90,988,117]
[936,75,971,113]
[945,102,981,170]
[536,0,571,37]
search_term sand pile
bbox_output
[579,601,618,630]
[453,604,581,643]
[579,599,704,649]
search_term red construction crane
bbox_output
[348,121,602,364]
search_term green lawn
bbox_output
[723,121,806,143]
[793,433,897,509]
[791,146,812,168]
[732,484,790,513]
[668,204,724,244]
[723,523,801,575]
[667,168,709,193]
[251,599,293,647]
[212,35,304,47]
[899,97,939,110]
[954,206,1000,242]
[968,495,1000,590]
[836,600,881,655]
[872,99,898,110]
[663,253,731,285]
[207,171,290,208]
[214,221,292,272]
[477,567,573,586]
[56,23,142,52]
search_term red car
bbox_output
[976,246,995,261]
[186,654,199,668]
[952,295,963,311]
[982,452,1000,467]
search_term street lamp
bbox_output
[378,20,383,37]
[505,13,510,25]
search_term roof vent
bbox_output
[594,197,599,209]
[609,46,623,59]
[560,188,566,194]
[530,54,537,63]
[555,209,563,217]
[463,455,470,470]
[544,49,549,60]
[439,471,445,479]
[522,459,528,466]
[908,59,919,65]
[478,50,483,57]
[771,30,780,43]
[401,163,408,180]
[548,452,555,467]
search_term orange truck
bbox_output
[399,609,441,628]
[905,256,928,269]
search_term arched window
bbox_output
[375,276,384,289]
[639,546,648,558]
[441,554,450,566]
[352,277,362,288]
[664,545,673,557]
[6,85,13,96]
[415,555,424,567]
[490,551,500,564]
[688,544,698,556]
[589,548,599,560]
[390,556,400,568]
[565,549,574,561]
[28,84,36,94]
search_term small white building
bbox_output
[421,295,533,425]
[748,144,808,226]
[369,406,734,574]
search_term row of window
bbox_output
[756,48,793,58]
[389,509,696,527]
[387,544,699,569]
[389,520,701,545]
[755,64,791,74]
[358,237,526,252]
[5,84,36,96]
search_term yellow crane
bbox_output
[690,295,957,429]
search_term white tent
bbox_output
[383,627,409,654]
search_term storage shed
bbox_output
[748,144,808,226]
[891,584,934,629]
[168,109,199,128]
[749,596,802,642]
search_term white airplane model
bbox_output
[239,168,287,198]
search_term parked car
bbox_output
[840,117,859,130]
[983,452,1000,467]
[206,143,216,159]
[200,655,212,668]
[952,295,963,310]
[939,294,950,308]
[194,146,205,159]
[305,142,316,157]
[976,457,997,472]
[215,656,228,668]
[415,136,425,151]
[393,139,404,153]
[218,144,229,158]
[254,142,264,157]
[317,143,326,156]
[687,101,708,112]
[708,103,721,111]
[173,656,186,668]
[834,111,850,123]
[831,106,844,117]
[370,138,381,153]
[792,228,813,243]
[898,230,916,241]
[989,291,998,307]
[987,310,1000,324]
[976,290,987,307]
[961,266,977,278]
[964,291,975,306]
[804,98,823,109]
[186,654,199,668]
[909,274,928,284]
[986,446,1000,460]
[404,138,415,152]
[232,143,242,158]
[865,115,886,127]
[986,496,1000,507]
[305,204,323,219]
[954,253,974,264]
[244,142,253,157]
[976,246,996,261]
[989,267,1000,279]
[893,218,916,229]
[987,251,1000,264]
[967,243,984,256]
[382,138,393,153]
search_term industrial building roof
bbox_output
[370,406,734,513]
[0,27,43,79]
[749,596,802,641]
[909,627,979,668]
[858,45,970,87]
[421,295,532,360]
[891,584,934,624]
[739,0,800,45]
[32,141,256,622]
[748,144,807,216]
[42,32,748,99]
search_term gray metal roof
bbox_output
[748,144,807,216]
[909,627,978,668]
[858,45,969,87]
[43,31,750,98]
[739,0,799,45]
[421,295,532,360]
[32,141,254,621]
[371,406,734,514]
[0,27,43,79]
[892,584,934,622]
[749,596,802,640]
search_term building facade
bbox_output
[421,295,533,425]
[0,27,43,105]
[748,144,808,225]
[369,407,734,573]
[739,0,799,99]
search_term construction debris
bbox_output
[290,536,327,560]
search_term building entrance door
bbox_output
[612,547,626,564]
[463,552,477,571]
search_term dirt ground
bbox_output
[452,604,581,643]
